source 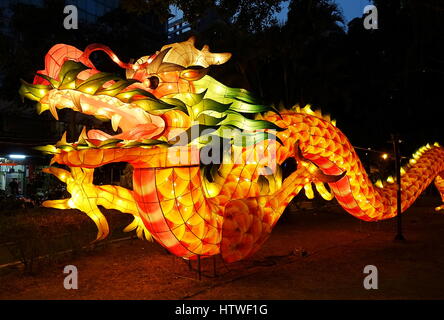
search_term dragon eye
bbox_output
[148,76,159,89]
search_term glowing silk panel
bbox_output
[20,37,444,263]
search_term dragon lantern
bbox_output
[20,37,444,264]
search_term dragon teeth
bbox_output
[48,100,59,120]
[56,131,68,146]
[111,114,122,132]
[77,126,88,143]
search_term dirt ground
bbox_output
[1,197,444,300]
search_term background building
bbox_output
[0,0,167,196]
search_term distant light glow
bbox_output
[9,154,27,159]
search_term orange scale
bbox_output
[250,167,262,180]
[67,151,82,166]
[247,183,260,197]
[190,175,203,190]
[262,212,274,226]
[197,200,213,217]
[221,175,236,185]
[300,130,311,141]
[176,192,194,207]
[171,223,186,241]
[127,148,144,157]
[102,149,117,163]
[244,197,258,208]
[114,148,129,159]
[173,167,192,180]
[212,193,231,206]
[243,148,256,162]
[83,149,103,166]
[187,241,204,255]
[233,181,252,199]
[186,212,205,227]
[156,176,174,188]
[240,167,254,179]
[180,226,199,243]
[232,164,247,176]
[165,217,180,230]
[276,147,289,163]
[217,180,234,192]
[175,202,193,221]
[257,197,268,207]
[160,197,175,213]
[190,187,204,203]
[229,148,244,164]
[204,226,221,244]
[249,217,263,242]
[268,197,279,210]
[173,178,191,197]
[309,135,323,146]
[188,222,206,240]
[218,163,235,177]
[155,168,173,183]
[201,243,219,256]
[164,209,185,226]
[189,165,200,176]
[156,183,175,199]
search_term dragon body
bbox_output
[20,38,444,263]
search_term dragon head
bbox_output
[20,37,281,163]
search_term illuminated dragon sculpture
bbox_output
[20,37,444,263]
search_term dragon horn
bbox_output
[160,36,232,68]
[81,43,148,71]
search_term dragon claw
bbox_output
[43,165,150,241]
[123,216,152,241]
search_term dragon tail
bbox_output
[264,108,444,222]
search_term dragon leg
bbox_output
[220,165,323,263]
[43,166,151,240]
[434,174,444,211]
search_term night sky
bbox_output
[335,0,372,22]
[276,0,373,24]
[170,1,374,26]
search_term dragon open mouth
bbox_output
[42,89,166,142]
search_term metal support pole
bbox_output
[392,134,405,241]
[213,255,217,277]
[197,256,201,280]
